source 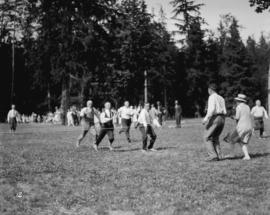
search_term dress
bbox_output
[230,103,253,144]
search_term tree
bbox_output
[170,0,204,37]
[249,0,270,12]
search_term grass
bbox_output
[0,118,269,215]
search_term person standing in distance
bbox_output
[202,84,226,161]
[175,100,182,128]
[76,100,100,147]
[93,102,115,151]
[137,103,157,152]
[7,104,19,134]
[251,99,268,138]
[118,101,134,143]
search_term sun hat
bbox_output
[234,94,247,102]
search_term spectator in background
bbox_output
[251,99,268,138]
[156,101,165,126]
[175,100,182,128]
[7,104,19,133]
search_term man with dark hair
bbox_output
[137,103,157,152]
[93,102,115,151]
[202,84,226,161]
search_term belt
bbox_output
[214,113,225,117]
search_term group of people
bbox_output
[76,100,159,152]
[6,85,268,158]
[203,84,268,162]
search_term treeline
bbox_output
[0,0,269,121]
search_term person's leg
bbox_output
[95,128,107,146]
[242,144,251,160]
[106,129,114,150]
[125,119,131,142]
[139,125,147,150]
[77,130,88,146]
[119,118,126,134]
[204,117,224,160]
[147,125,157,150]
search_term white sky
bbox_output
[145,0,270,43]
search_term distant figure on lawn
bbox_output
[224,94,252,160]
[149,104,161,128]
[7,104,19,133]
[156,101,165,126]
[202,84,226,162]
[76,100,100,147]
[93,102,115,152]
[175,100,182,128]
[251,99,268,138]
[137,103,157,152]
[118,101,134,143]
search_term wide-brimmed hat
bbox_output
[234,94,247,102]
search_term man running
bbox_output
[76,100,100,147]
[202,84,226,161]
[118,101,134,143]
[93,102,115,151]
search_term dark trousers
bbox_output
[204,115,225,159]
[9,118,17,131]
[175,114,181,127]
[139,124,157,150]
[119,118,132,140]
[254,117,264,137]
[96,127,114,146]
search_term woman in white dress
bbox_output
[224,94,252,160]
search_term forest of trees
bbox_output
[0,0,269,121]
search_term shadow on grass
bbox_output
[114,146,177,153]
[222,152,270,161]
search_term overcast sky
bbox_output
[145,0,270,42]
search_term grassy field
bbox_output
[0,119,270,215]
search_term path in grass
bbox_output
[0,119,269,215]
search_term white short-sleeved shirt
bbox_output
[118,106,133,119]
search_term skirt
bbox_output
[224,128,252,144]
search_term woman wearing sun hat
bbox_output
[224,94,252,160]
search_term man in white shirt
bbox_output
[251,99,268,138]
[118,101,134,143]
[76,100,100,147]
[137,103,157,152]
[202,84,227,161]
[7,104,19,133]
[93,102,115,151]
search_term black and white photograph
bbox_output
[0,0,270,214]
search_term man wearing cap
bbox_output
[93,102,115,151]
[202,84,226,161]
[251,99,268,138]
[76,100,100,147]
[118,101,134,143]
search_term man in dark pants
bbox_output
[175,100,182,128]
[137,103,157,152]
[93,102,114,151]
[118,101,134,142]
[202,84,226,161]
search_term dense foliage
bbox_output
[0,0,269,120]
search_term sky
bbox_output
[145,0,270,43]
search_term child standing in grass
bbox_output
[224,94,252,160]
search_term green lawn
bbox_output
[0,119,269,215]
